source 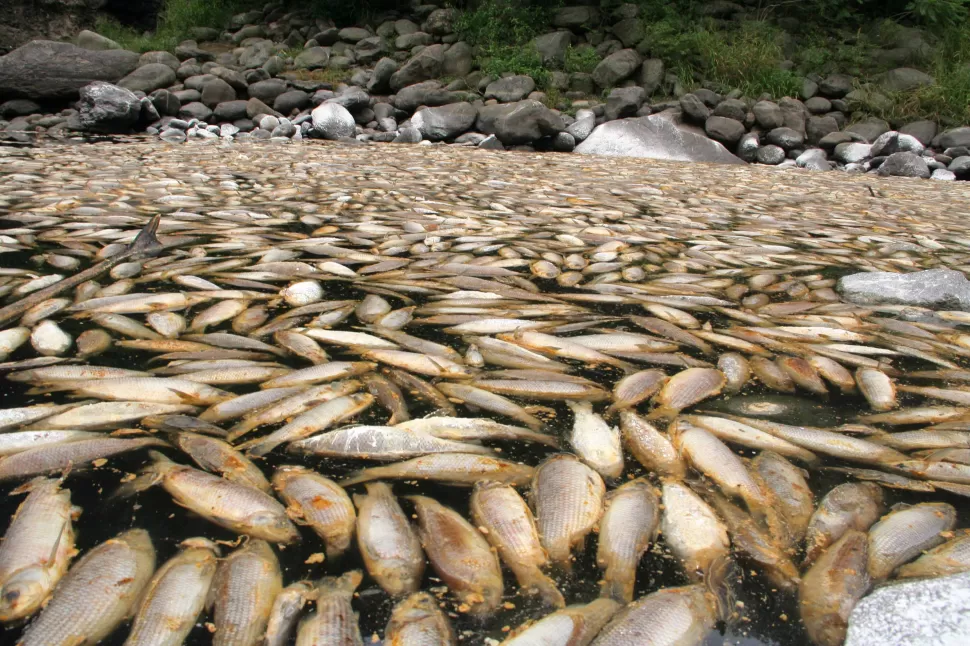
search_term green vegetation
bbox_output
[95,0,260,52]
[564,46,600,74]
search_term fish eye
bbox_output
[2,588,20,604]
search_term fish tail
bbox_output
[338,466,384,487]
[599,569,633,604]
[128,215,163,255]
[705,554,738,623]
[530,572,566,608]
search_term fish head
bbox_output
[0,566,50,621]
[247,510,300,544]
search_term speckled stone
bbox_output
[846,571,970,646]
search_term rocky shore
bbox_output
[1,1,969,180]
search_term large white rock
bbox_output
[846,571,970,646]
[574,114,744,164]
[837,268,970,310]
[311,102,355,140]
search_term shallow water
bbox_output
[1,139,970,645]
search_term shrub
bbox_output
[95,0,261,52]
[455,0,555,84]
[564,45,601,74]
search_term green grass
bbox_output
[455,0,554,86]
[94,0,259,53]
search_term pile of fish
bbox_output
[0,141,969,646]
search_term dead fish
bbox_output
[397,417,558,447]
[295,571,364,646]
[648,367,726,419]
[272,465,355,559]
[896,529,970,579]
[799,530,871,646]
[566,401,623,479]
[531,454,605,570]
[265,581,313,646]
[384,591,456,645]
[0,436,166,481]
[618,410,686,479]
[339,453,535,488]
[471,480,564,608]
[605,369,668,416]
[409,495,504,617]
[596,478,660,603]
[855,367,897,411]
[867,502,957,580]
[18,529,155,646]
[589,584,717,646]
[500,598,620,646]
[353,482,425,597]
[211,540,282,646]
[660,481,730,582]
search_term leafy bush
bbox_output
[905,0,970,26]
[564,45,600,74]
[95,0,260,52]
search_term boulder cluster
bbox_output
[1,1,969,179]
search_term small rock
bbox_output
[213,100,247,121]
[117,64,177,94]
[932,168,957,181]
[880,67,935,92]
[311,102,356,139]
[737,132,759,162]
[705,116,745,146]
[159,127,186,143]
[534,31,572,67]
[935,127,970,150]
[948,156,970,175]
[294,47,330,70]
[178,101,212,122]
[566,109,596,142]
[679,93,710,124]
[604,86,646,121]
[248,79,287,105]
[138,51,180,71]
[338,27,371,43]
[877,151,930,178]
[834,142,872,164]
[591,49,641,88]
[845,118,891,143]
[478,134,504,150]
[756,145,785,165]
[766,127,804,150]
[638,59,664,96]
[796,148,832,171]
[552,131,576,152]
[258,115,280,131]
[804,96,831,114]
[78,82,141,133]
[713,98,746,122]
[200,78,235,108]
[870,131,924,157]
[485,76,536,103]
[367,58,398,94]
[76,30,121,51]
[752,100,784,129]
[393,126,422,143]
[899,120,938,146]
[818,74,854,98]
[411,103,478,141]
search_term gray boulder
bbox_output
[935,127,970,150]
[478,134,504,150]
[149,89,180,116]
[713,98,746,122]
[839,268,970,310]
[899,120,937,146]
[248,79,287,104]
[175,40,214,62]
[679,93,710,123]
[0,40,139,100]
[752,100,783,129]
[424,8,456,35]
[766,127,804,150]
[638,59,664,95]
[411,102,478,140]
[613,19,644,48]
[566,109,596,142]
[393,81,460,112]
[328,87,370,111]
[117,64,176,94]
[179,101,211,121]
[208,66,247,93]
[390,44,445,92]
[877,151,930,178]
[845,118,890,143]
[201,78,235,108]
[395,19,419,36]
[796,148,832,171]
[534,32,572,67]
[139,51,180,71]
[553,131,576,152]
[806,115,839,146]
[485,76,536,102]
[294,47,330,69]
[880,67,934,92]
[274,90,310,115]
[338,27,370,43]
[311,102,355,139]
[737,132,760,162]
[575,115,744,164]
[591,49,641,87]
[78,81,141,133]
[76,30,121,51]
[846,572,970,646]
[870,131,924,157]
[476,100,565,145]
[212,100,249,122]
[605,86,646,121]
[834,142,872,164]
[932,168,957,180]
[393,126,422,143]
[705,116,745,146]
[368,58,398,94]
[553,6,600,28]
[395,32,433,49]
[238,41,273,69]
[818,73,854,98]
[443,41,473,77]
[804,96,832,114]
[756,145,785,165]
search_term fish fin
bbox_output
[530,574,566,608]
[128,215,163,255]
[338,467,381,488]
[109,451,169,500]
[599,572,632,605]
[170,389,207,406]
[9,476,46,496]
[705,554,738,623]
